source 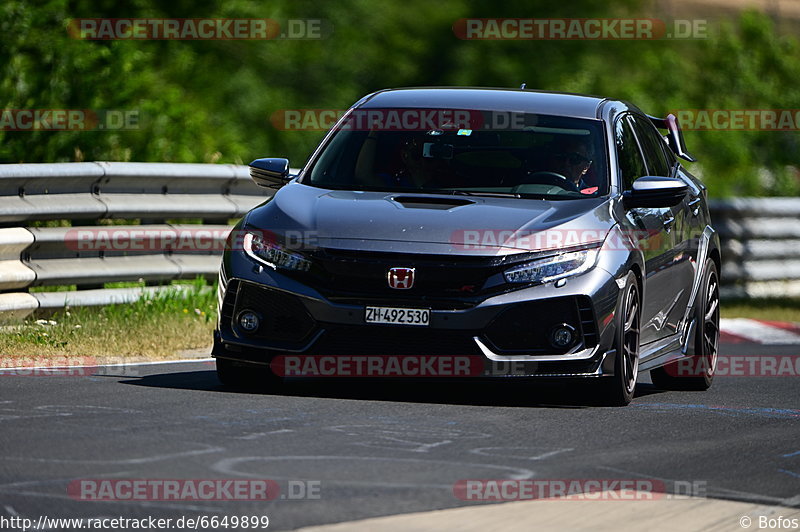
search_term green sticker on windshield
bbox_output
[457,129,472,136]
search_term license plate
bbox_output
[365,306,430,326]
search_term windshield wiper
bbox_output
[428,189,522,199]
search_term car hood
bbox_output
[245,183,617,255]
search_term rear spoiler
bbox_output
[647,113,697,162]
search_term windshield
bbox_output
[304,112,608,199]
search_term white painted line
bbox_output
[720,318,800,345]
[0,358,214,373]
[236,429,295,440]
[1,318,797,375]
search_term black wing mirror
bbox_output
[623,176,688,208]
[249,158,292,189]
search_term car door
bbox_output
[674,162,708,338]
[614,114,678,346]
[628,113,695,342]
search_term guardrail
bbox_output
[0,162,797,320]
[710,198,800,299]
[0,162,270,320]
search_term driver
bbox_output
[386,135,448,189]
[547,136,594,190]
[398,136,427,187]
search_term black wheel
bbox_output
[600,271,640,406]
[651,259,719,391]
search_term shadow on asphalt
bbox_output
[116,369,666,408]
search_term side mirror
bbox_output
[623,176,688,208]
[249,158,291,189]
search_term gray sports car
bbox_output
[213,87,721,406]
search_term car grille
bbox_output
[311,325,482,357]
[325,296,476,311]
[296,248,513,305]
[482,296,597,354]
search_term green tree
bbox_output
[1,1,797,196]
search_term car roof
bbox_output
[357,87,611,120]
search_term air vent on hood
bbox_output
[391,195,474,210]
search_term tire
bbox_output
[600,271,641,406]
[650,258,719,391]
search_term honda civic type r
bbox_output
[214,87,721,406]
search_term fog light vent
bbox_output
[238,310,261,333]
[550,324,576,349]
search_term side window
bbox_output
[614,115,647,190]
[629,114,672,177]
[662,137,677,168]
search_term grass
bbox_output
[29,279,216,293]
[0,279,217,363]
[3,279,798,367]
[721,298,800,323]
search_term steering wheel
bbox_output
[512,171,580,193]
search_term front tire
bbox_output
[600,271,640,406]
[650,258,719,391]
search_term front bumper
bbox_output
[214,259,622,378]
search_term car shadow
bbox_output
[116,368,666,408]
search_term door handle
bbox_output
[662,215,675,232]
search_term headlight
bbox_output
[243,231,311,272]
[503,246,600,284]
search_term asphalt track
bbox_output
[0,336,798,531]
